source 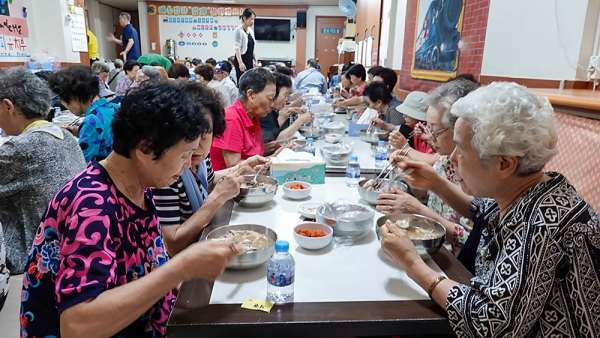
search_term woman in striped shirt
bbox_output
[152,85,270,256]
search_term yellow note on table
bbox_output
[241,298,274,313]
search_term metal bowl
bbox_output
[360,129,390,143]
[315,202,374,239]
[322,121,346,135]
[357,179,408,205]
[320,144,353,166]
[299,126,326,139]
[292,139,306,152]
[376,214,446,258]
[370,142,396,158]
[233,175,278,208]
[206,224,277,269]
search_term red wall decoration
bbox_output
[399,0,490,92]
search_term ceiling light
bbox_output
[213,0,236,3]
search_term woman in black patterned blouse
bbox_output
[381,82,600,337]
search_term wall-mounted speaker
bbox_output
[297,11,307,28]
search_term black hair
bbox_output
[167,63,190,79]
[168,57,175,64]
[238,67,276,100]
[347,64,366,81]
[241,8,255,21]
[34,70,54,82]
[343,71,351,80]
[370,67,398,91]
[367,65,383,76]
[363,81,392,105]
[306,58,318,68]
[194,64,214,81]
[273,72,293,98]
[123,60,140,75]
[149,62,161,67]
[192,58,203,66]
[180,80,226,137]
[275,65,293,77]
[48,66,100,104]
[342,62,354,72]
[228,55,236,64]
[111,81,212,160]
[205,58,217,67]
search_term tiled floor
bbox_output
[0,274,21,338]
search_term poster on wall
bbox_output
[410,0,465,81]
[0,0,29,59]
[68,5,87,52]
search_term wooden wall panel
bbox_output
[355,0,383,65]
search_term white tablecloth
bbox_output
[209,177,445,304]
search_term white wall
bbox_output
[138,1,150,54]
[306,6,345,61]
[24,0,81,63]
[481,0,593,80]
[87,0,122,62]
[389,0,407,69]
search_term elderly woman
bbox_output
[20,81,243,337]
[152,83,270,255]
[376,79,478,255]
[91,62,114,99]
[114,60,140,97]
[194,64,232,107]
[0,68,87,273]
[107,58,125,92]
[260,72,313,156]
[210,67,277,170]
[49,66,120,162]
[381,82,600,337]
[129,65,163,91]
[167,63,191,80]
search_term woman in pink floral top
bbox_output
[377,79,478,256]
[21,81,243,338]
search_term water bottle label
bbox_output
[267,270,294,287]
[375,153,387,161]
[346,170,360,179]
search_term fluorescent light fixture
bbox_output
[213,0,236,3]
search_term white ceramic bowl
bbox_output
[325,133,344,143]
[297,201,323,219]
[293,222,333,250]
[282,181,312,200]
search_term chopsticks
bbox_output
[366,113,382,133]
[66,116,83,127]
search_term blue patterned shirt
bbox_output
[78,98,119,162]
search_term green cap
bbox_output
[395,91,428,121]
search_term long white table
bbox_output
[209,177,445,305]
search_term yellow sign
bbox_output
[241,298,274,313]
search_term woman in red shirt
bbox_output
[210,68,277,170]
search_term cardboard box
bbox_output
[269,157,326,184]
[348,122,369,137]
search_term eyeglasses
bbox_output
[423,125,449,140]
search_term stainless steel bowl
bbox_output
[299,126,326,139]
[370,142,396,158]
[357,179,408,205]
[315,202,374,239]
[206,224,277,269]
[320,144,353,166]
[376,214,446,257]
[292,139,307,152]
[233,175,278,208]
[360,129,390,143]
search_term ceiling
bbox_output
[99,0,340,11]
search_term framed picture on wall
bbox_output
[410,0,465,81]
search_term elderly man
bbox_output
[108,58,125,92]
[194,64,232,107]
[215,61,238,105]
[294,58,327,94]
[210,68,276,170]
[381,82,600,337]
[106,12,140,61]
[0,67,87,273]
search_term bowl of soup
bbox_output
[376,214,445,258]
[206,224,278,269]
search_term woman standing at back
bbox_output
[233,8,257,83]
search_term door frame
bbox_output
[314,16,346,75]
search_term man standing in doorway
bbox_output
[106,12,140,61]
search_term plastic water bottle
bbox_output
[375,140,388,169]
[54,107,62,118]
[304,138,315,156]
[345,155,361,187]
[351,113,359,123]
[267,240,295,304]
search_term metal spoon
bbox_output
[247,163,266,188]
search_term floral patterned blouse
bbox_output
[427,155,472,255]
[20,162,175,337]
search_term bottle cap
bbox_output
[350,155,358,161]
[307,138,314,143]
[323,115,328,118]
[378,140,385,146]
[275,240,289,252]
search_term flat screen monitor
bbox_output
[254,18,291,42]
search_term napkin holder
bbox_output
[348,123,369,137]
[270,157,326,185]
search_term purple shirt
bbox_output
[20,162,175,337]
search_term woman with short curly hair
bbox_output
[48,65,120,162]
[382,82,600,337]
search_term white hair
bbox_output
[451,82,558,176]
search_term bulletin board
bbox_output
[0,0,30,60]
[155,4,246,61]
